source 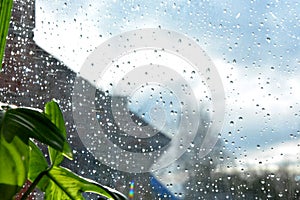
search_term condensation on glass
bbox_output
[1,0,299,199]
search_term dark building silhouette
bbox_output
[0,1,161,199]
[95,89,171,153]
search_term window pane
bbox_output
[1,0,299,199]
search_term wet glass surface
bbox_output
[1,0,300,199]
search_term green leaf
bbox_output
[44,166,127,200]
[44,100,72,165]
[0,131,29,200]
[1,107,71,157]
[28,141,49,191]
[0,103,71,199]
[0,0,13,69]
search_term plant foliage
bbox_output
[0,101,127,200]
[0,0,13,69]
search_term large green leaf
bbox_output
[0,0,13,69]
[0,131,29,200]
[1,107,72,158]
[44,166,127,200]
[28,141,50,191]
[44,100,71,166]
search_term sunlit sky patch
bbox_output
[35,0,300,169]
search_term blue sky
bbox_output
[35,0,300,169]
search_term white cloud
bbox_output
[214,59,300,124]
[236,139,300,171]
